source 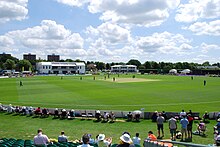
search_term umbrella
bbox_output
[133,110,142,114]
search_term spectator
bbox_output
[151,111,158,122]
[117,133,134,147]
[33,128,49,146]
[68,109,75,119]
[203,111,209,123]
[35,107,41,116]
[95,110,102,121]
[132,133,141,145]
[216,118,220,133]
[180,110,186,119]
[127,112,133,121]
[109,111,115,122]
[54,108,59,118]
[162,111,167,122]
[215,132,220,146]
[156,113,165,138]
[77,134,93,147]
[168,115,177,141]
[187,110,193,116]
[88,134,95,144]
[146,131,157,141]
[61,109,67,119]
[187,114,194,140]
[58,131,68,143]
[180,116,189,141]
[0,103,3,111]
[197,121,206,135]
[103,112,109,122]
[96,134,112,147]
[42,108,49,117]
[7,104,13,113]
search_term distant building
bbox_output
[111,65,137,73]
[0,53,11,58]
[47,54,60,62]
[23,53,36,61]
[36,62,85,74]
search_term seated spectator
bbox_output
[7,104,13,113]
[146,131,157,141]
[215,132,220,146]
[15,106,20,113]
[96,134,112,147]
[215,118,220,133]
[0,103,3,111]
[95,110,102,121]
[162,111,167,122]
[28,106,34,116]
[88,134,95,144]
[127,112,133,121]
[197,121,206,135]
[68,109,75,119]
[35,107,41,116]
[103,112,109,122]
[151,111,158,122]
[58,131,68,143]
[33,128,49,146]
[54,108,59,118]
[41,108,49,117]
[117,133,134,147]
[109,111,115,122]
[61,109,67,119]
[203,111,209,123]
[132,133,141,145]
[77,134,93,147]
[134,113,140,122]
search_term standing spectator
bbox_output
[180,110,186,119]
[156,113,165,138]
[168,115,177,141]
[187,114,194,140]
[146,131,157,141]
[34,128,49,146]
[58,131,68,143]
[180,116,189,141]
[77,134,93,147]
[132,133,141,145]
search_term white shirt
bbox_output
[132,137,141,145]
[34,133,49,145]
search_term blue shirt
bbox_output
[180,118,189,129]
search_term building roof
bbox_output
[38,62,85,67]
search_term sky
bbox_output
[0,0,220,64]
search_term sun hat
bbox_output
[96,110,100,113]
[120,134,132,144]
[217,118,220,122]
[98,134,105,141]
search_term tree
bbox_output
[127,59,141,68]
[144,61,152,69]
[17,60,32,71]
[96,62,106,70]
[3,59,16,70]
[106,63,110,70]
[202,61,210,66]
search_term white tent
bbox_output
[169,69,177,74]
[181,69,191,74]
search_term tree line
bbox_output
[0,55,219,72]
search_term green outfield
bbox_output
[0,74,220,112]
[0,74,220,145]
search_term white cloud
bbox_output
[200,42,220,53]
[56,0,89,7]
[175,0,220,23]
[86,22,131,46]
[135,32,191,54]
[186,20,220,36]
[88,0,180,27]
[0,0,28,23]
[0,20,84,59]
